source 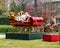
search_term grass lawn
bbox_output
[0,39,60,48]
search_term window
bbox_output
[56,18,60,24]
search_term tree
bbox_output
[0,0,4,15]
[10,1,22,14]
[0,0,4,4]
[0,0,8,16]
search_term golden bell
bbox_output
[20,11,24,16]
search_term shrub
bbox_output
[0,25,21,33]
[0,18,9,25]
[2,13,9,18]
[0,8,4,15]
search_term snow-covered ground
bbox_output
[0,35,5,38]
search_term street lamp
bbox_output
[34,0,37,16]
[21,0,24,11]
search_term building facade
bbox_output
[45,1,60,24]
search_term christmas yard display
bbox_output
[6,11,44,40]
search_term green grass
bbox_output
[0,39,60,48]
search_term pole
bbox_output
[21,0,24,11]
[34,0,37,16]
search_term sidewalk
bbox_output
[0,35,5,38]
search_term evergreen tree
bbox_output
[10,1,22,14]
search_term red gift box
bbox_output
[43,34,59,42]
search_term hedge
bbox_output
[0,18,9,25]
[0,25,20,33]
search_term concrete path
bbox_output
[0,35,5,38]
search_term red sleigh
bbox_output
[9,16,44,27]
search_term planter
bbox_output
[6,32,45,40]
[43,34,60,42]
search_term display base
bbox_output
[6,32,45,40]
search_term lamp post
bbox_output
[34,0,37,16]
[21,0,24,11]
